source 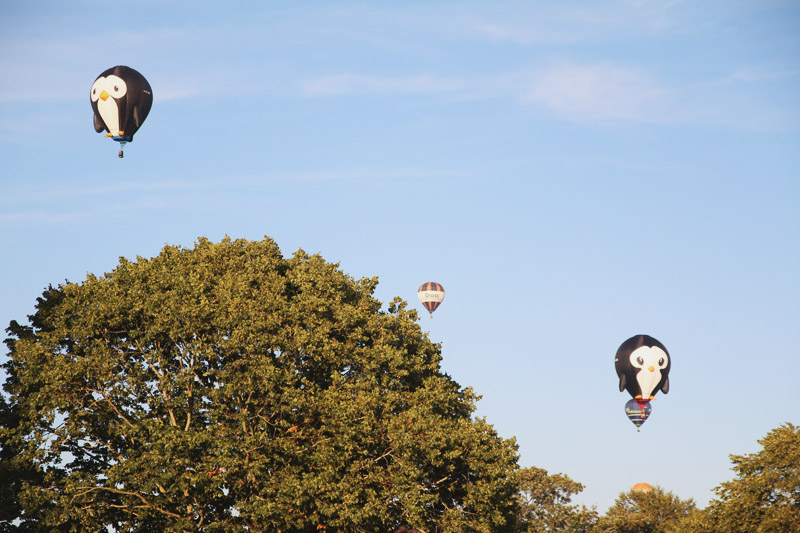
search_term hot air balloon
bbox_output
[625,398,652,431]
[615,335,670,430]
[615,335,670,402]
[417,282,444,318]
[91,66,152,158]
[631,482,654,492]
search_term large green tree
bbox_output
[1,237,521,532]
[515,466,597,532]
[593,486,695,533]
[689,423,800,532]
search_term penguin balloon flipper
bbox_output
[133,105,141,128]
[94,113,106,133]
[619,374,626,393]
[661,377,669,394]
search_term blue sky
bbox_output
[1,0,798,513]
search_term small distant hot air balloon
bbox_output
[417,282,444,318]
[631,482,654,492]
[625,399,652,431]
[90,66,153,158]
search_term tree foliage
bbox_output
[515,466,597,532]
[690,423,800,533]
[593,486,695,533]
[1,237,522,532]
[0,394,42,532]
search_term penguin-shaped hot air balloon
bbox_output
[90,66,152,158]
[615,334,670,402]
[417,282,445,318]
[615,335,670,430]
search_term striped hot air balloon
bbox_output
[624,399,652,431]
[417,282,445,318]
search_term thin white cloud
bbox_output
[300,66,676,124]
[0,196,176,224]
[0,179,211,221]
[1,3,793,132]
[0,26,238,104]
[76,180,210,196]
[568,0,687,31]
[470,21,582,46]
[260,167,467,183]
[525,63,673,123]
[729,65,799,83]
[301,74,467,96]
[0,62,87,103]
[529,62,799,130]
[0,167,466,225]
[0,209,92,224]
[298,62,796,130]
[467,0,688,45]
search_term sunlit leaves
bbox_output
[2,237,521,532]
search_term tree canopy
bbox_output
[594,486,695,533]
[515,466,597,532]
[693,423,800,533]
[1,237,522,532]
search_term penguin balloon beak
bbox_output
[100,90,110,101]
[648,365,655,372]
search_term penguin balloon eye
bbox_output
[636,356,644,365]
[102,75,128,98]
[90,77,105,102]
[658,357,667,367]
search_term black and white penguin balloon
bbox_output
[615,334,671,430]
[90,66,152,158]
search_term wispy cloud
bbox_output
[0,179,210,222]
[252,167,467,184]
[299,61,797,130]
[470,21,583,46]
[0,209,93,225]
[300,66,675,124]
[301,74,469,97]
[468,0,687,45]
[729,65,799,83]
[523,61,798,130]
[0,198,176,225]
[74,180,211,196]
[567,0,687,32]
[2,2,793,131]
[525,63,673,123]
[0,26,244,104]
[0,167,467,225]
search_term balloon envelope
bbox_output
[625,399,652,429]
[417,282,445,317]
[614,334,671,401]
[90,66,153,145]
[632,482,654,492]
